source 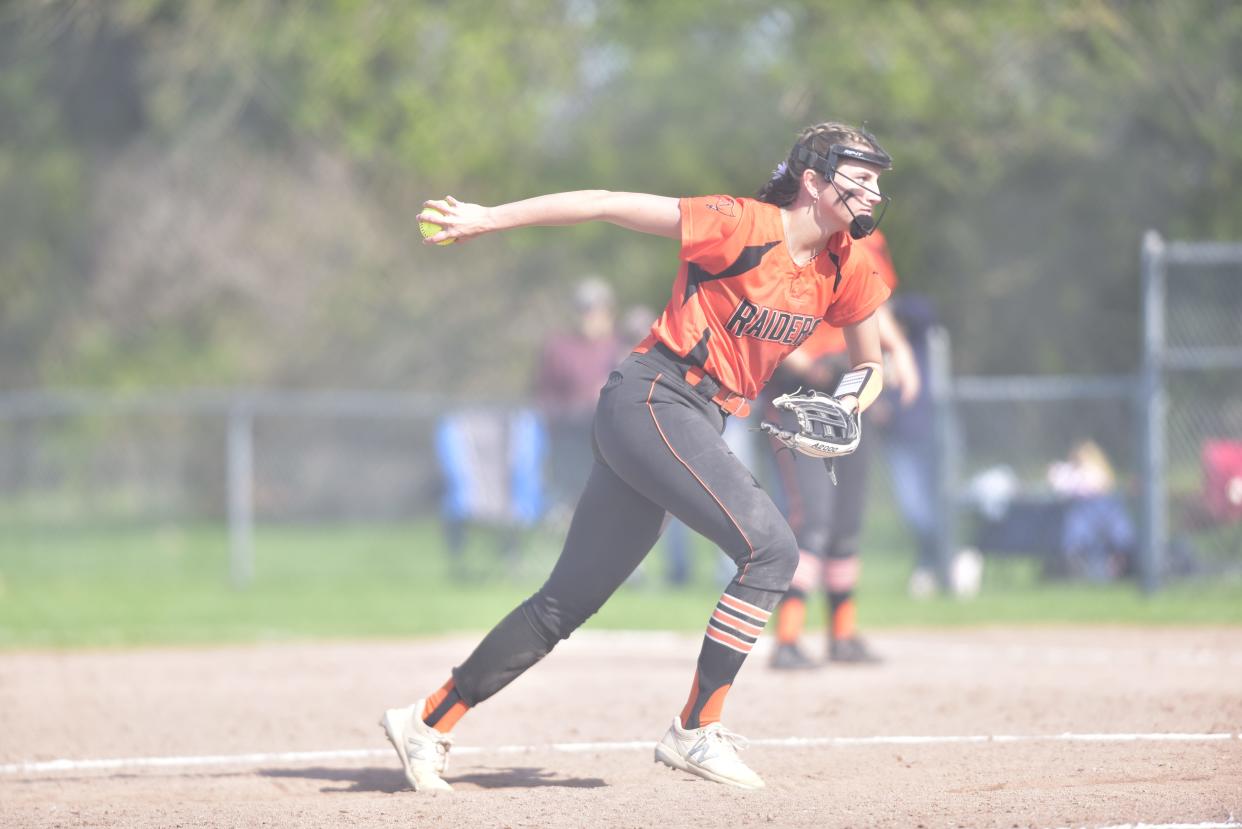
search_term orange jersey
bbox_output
[795,229,899,359]
[637,195,891,400]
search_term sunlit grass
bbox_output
[0,515,1239,649]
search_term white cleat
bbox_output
[654,717,764,789]
[379,701,454,792]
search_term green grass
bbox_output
[1,516,1240,649]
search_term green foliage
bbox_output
[0,21,89,388]
[2,0,1241,389]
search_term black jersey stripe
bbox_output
[827,250,843,292]
[683,241,782,304]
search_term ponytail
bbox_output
[756,159,801,207]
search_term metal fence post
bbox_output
[227,401,255,589]
[927,326,958,590]
[1139,230,1167,593]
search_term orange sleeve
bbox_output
[823,243,891,328]
[857,229,899,291]
[679,195,746,267]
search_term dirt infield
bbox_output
[2,627,1240,828]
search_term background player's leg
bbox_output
[884,434,942,596]
[768,414,836,670]
[823,432,880,663]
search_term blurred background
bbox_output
[1,0,1240,646]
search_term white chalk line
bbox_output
[1061,823,1240,829]
[1,730,1236,777]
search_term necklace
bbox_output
[799,242,827,267]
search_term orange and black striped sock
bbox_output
[421,678,470,733]
[680,584,778,729]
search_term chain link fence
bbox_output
[936,233,1242,592]
[0,391,452,520]
[0,391,460,586]
[3,231,1239,592]
[1146,234,1242,579]
[941,375,1140,584]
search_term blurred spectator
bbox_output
[967,441,1136,584]
[873,293,943,598]
[621,304,658,352]
[1047,439,1115,496]
[1046,440,1136,582]
[534,277,624,522]
[434,408,545,580]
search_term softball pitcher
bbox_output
[382,122,894,791]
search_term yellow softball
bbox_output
[418,206,455,245]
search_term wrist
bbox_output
[833,362,880,412]
[483,204,502,233]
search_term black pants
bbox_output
[770,411,871,561]
[452,348,798,706]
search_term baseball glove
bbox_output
[758,388,861,460]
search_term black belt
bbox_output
[647,342,751,417]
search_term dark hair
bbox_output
[756,122,890,207]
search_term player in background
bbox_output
[382,122,893,791]
[764,230,921,669]
[534,277,624,524]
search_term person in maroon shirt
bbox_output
[534,278,625,520]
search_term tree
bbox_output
[3,0,1240,390]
